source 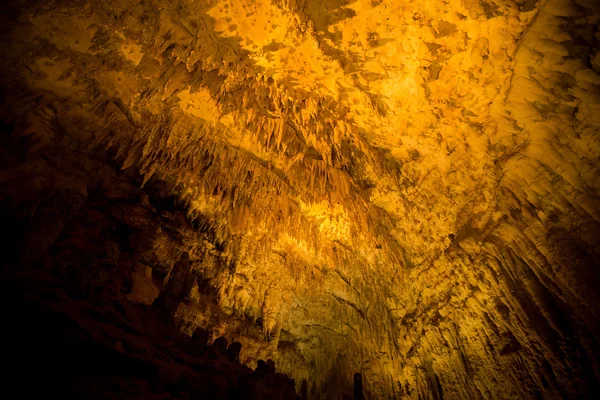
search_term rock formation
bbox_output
[1,0,599,398]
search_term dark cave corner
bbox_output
[0,136,304,399]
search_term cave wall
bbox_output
[1,0,599,398]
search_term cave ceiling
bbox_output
[1,0,600,398]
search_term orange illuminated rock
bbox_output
[0,0,599,398]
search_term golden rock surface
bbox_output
[1,0,600,398]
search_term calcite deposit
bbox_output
[1,0,599,398]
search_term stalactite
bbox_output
[1,0,599,398]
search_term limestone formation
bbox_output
[1,0,599,398]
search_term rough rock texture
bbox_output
[1,0,599,398]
